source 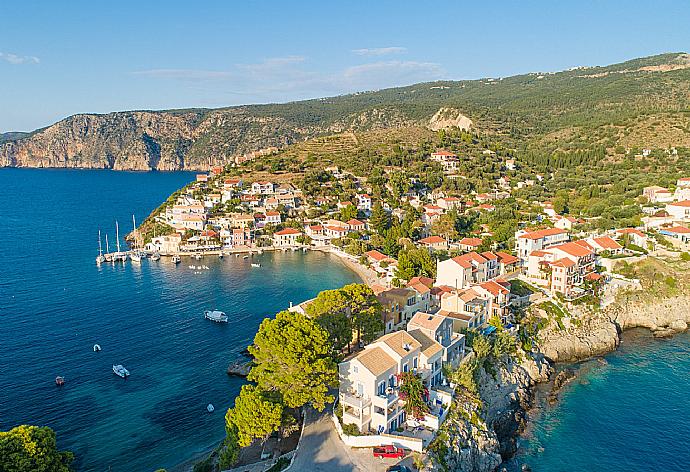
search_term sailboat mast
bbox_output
[106,233,110,253]
[98,230,103,256]
[116,221,121,252]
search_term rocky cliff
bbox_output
[539,295,690,363]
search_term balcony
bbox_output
[374,389,399,407]
[341,392,371,409]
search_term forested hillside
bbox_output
[1,52,689,171]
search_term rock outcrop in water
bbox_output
[439,295,690,472]
[539,295,690,363]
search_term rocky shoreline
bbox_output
[440,295,690,472]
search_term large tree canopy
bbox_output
[226,385,284,447]
[0,425,73,472]
[248,310,337,410]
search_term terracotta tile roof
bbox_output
[591,236,623,250]
[365,250,388,262]
[459,237,482,247]
[438,310,474,322]
[496,251,519,264]
[616,228,645,237]
[550,257,576,268]
[452,252,487,268]
[355,347,397,376]
[669,200,690,207]
[419,235,447,245]
[407,281,431,295]
[480,251,498,260]
[408,276,434,288]
[265,211,280,216]
[274,228,301,236]
[667,226,690,234]
[347,219,365,226]
[518,228,567,240]
[377,331,422,358]
[552,241,594,258]
[432,150,457,157]
[479,280,509,296]
[407,329,443,358]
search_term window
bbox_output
[389,375,395,388]
[403,363,409,373]
[413,357,418,369]
[378,381,386,396]
[353,365,358,374]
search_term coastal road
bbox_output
[291,406,413,472]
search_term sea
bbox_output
[0,168,360,471]
[506,329,690,472]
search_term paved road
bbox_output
[290,407,414,472]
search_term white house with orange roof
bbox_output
[643,185,674,203]
[436,197,463,211]
[346,218,366,232]
[455,237,482,252]
[356,194,372,212]
[436,251,497,289]
[525,240,596,298]
[666,200,690,221]
[473,280,511,323]
[615,228,648,248]
[495,251,520,275]
[586,236,624,255]
[438,288,489,330]
[418,235,449,252]
[430,150,459,174]
[272,228,302,247]
[515,228,570,264]
[422,204,444,225]
[251,181,275,195]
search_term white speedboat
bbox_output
[130,251,142,263]
[243,255,249,260]
[251,263,261,268]
[151,252,161,261]
[112,364,130,378]
[93,344,102,352]
[172,255,181,264]
[194,254,202,260]
[207,403,215,413]
[204,310,228,323]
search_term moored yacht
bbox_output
[172,255,181,264]
[151,252,161,261]
[204,310,228,322]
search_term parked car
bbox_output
[373,445,405,459]
[387,466,411,472]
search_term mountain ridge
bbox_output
[2,52,689,171]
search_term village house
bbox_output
[346,218,366,232]
[240,194,261,207]
[666,200,690,221]
[356,194,372,212]
[223,178,243,190]
[615,228,648,248]
[473,280,511,323]
[272,228,302,247]
[406,311,465,368]
[376,287,421,332]
[324,225,350,239]
[643,185,674,204]
[495,251,520,275]
[436,197,463,211]
[524,241,596,298]
[677,177,690,188]
[276,193,297,208]
[251,181,275,195]
[231,213,255,228]
[505,159,516,171]
[455,237,483,252]
[337,201,354,210]
[364,250,397,279]
[660,226,690,244]
[338,330,451,435]
[438,289,489,331]
[515,228,570,264]
[265,211,282,225]
[171,213,206,231]
[196,174,209,183]
[430,150,460,174]
[147,233,182,254]
[435,251,497,289]
[554,215,581,231]
[586,236,624,254]
[422,204,444,226]
[418,235,449,252]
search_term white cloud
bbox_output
[133,56,446,100]
[0,52,40,65]
[351,47,407,56]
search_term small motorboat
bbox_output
[55,376,65,386]
[151,252,161,261]
[172,255,181,264]
[218,253,223,259]
[243,255,249,260]
[235,254,240,258]
[251,263,261,268]
[112,364,130,378]
[189,265,196,269]
[93,344,102,352]
[130,251,142,263]
[207,403,215,413]
[204,310,228,323]
[194,254,202,260]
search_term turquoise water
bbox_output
[507,329,690,472]
[0,168,360,471]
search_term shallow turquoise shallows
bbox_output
[0,168,360,471]
[505,329,690,472]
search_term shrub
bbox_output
[681,252,690,261]
[342,423,362,436]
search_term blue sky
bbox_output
[1,0,688,132]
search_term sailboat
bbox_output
[129,215,142,262]
[104,233,113,262]
[114,221,127,262]
[96,230,106,265]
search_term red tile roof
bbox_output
[459,237,482,247]
[518,228,568,240]
[419,235,447,245]
[669,200,690,207]
[274,228,301,236]
[496,251,519,265]
[591,236,623,250]
[552,241,594,258]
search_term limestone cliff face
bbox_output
[441,354,551,472]
[0,106,424,171]
[539,296,690,363]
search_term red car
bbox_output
[372,445,405,459]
